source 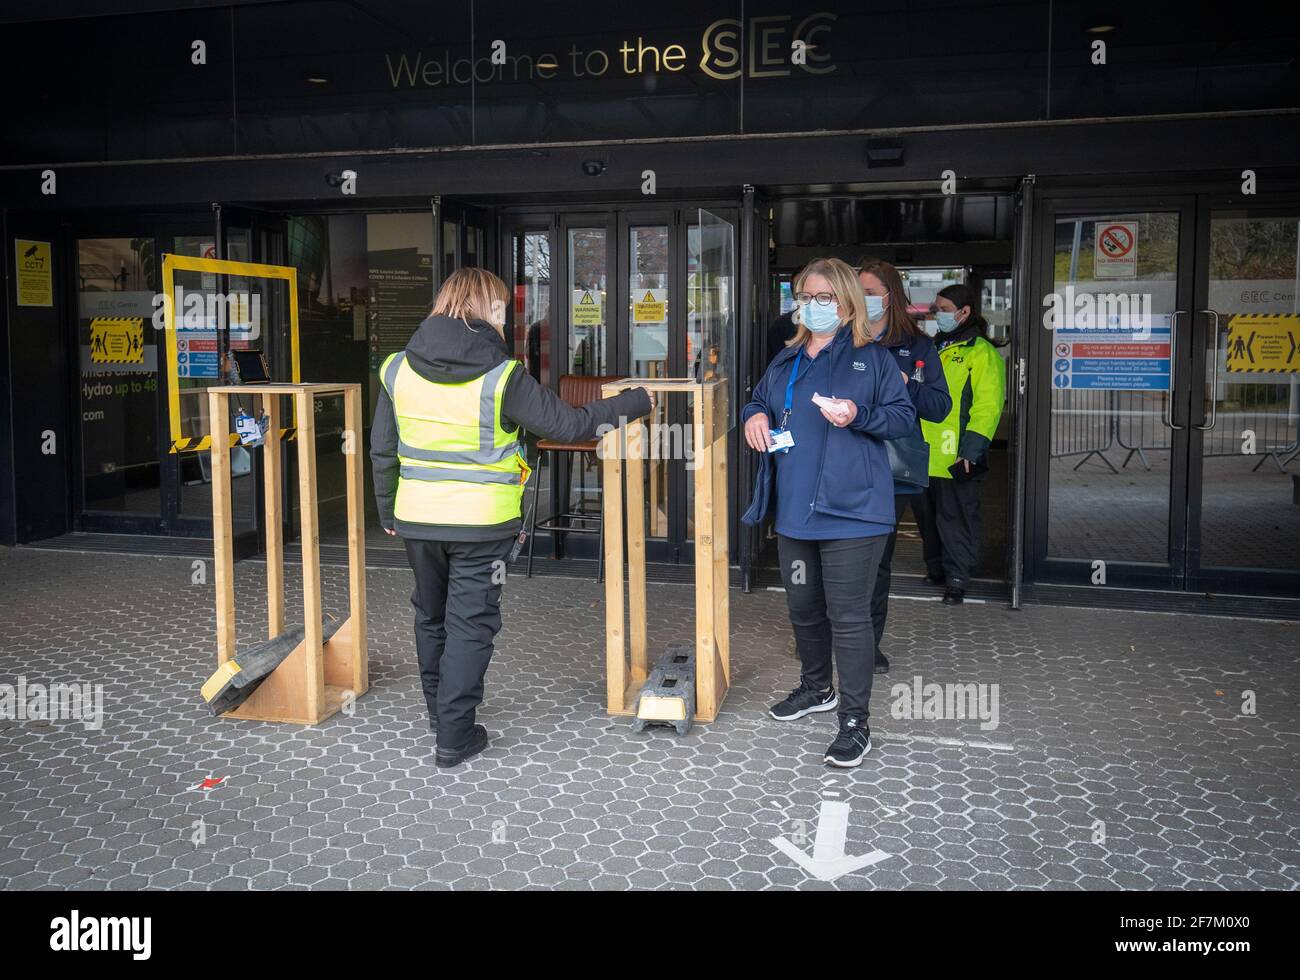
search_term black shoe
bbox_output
[770,682,838,721]
[942,586,965,605]
[874,651,890,675]
[924,570,946,586]
[824,718,872,768]
[435,724,488,768]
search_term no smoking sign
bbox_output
[1095,220,1138,278]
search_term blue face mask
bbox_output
[935,310,960,332]
[864,294,887,321]
[801,302,841,334]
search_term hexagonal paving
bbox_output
[0,546,1297,890]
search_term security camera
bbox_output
[581,160,606,177]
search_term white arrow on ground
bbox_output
[771,799,893,883]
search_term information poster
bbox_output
[1053,313,1172,391]
[367,246,433,371]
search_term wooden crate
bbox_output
[207,383,369,725]
[600,379,730,723]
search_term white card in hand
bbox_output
[810,392,839,412]
[768,429,795,452]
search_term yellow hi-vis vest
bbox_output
[380,351,530,527]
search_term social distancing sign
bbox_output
[90,317,145,364]
[1225,314,1300,373]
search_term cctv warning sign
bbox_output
[15,239,52,306]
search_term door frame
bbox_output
[498,199,741,565]
[1026,181,1300,597]
[1185,192,1300,596]
[66,210,219,539]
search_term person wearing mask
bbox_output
[919,282,1006,604]
[857,259,952,673]
[371,268,653,768]
[741,257,916,767]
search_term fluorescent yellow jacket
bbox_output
[379,351,529,526]
[920,334,1005,478]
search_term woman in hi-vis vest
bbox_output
[371,268,653,768]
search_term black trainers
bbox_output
[824,718,872,767]
[874,651,890,675]
[770,682,838,721]
[435,724,488,768]
[924,570,946,586]
[942,586,965,605]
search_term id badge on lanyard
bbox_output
[769,349,803,454]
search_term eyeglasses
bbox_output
[794,291,836,307]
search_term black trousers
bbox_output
[920,476,984,589]
[776,534,887,724]
[403,536,513,752]
[871,494,917,655]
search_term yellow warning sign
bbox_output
[90,317,145,364]
[15,239,52,307]
[572,289,603,326]
[633,288,667,323]
[1225,314,1300,373]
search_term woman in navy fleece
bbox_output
[741,257,916,768]
[857,258,953,675]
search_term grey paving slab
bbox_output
[0,546,1297,891]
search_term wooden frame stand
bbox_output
[600,379,730,723]
[207,383,369,725]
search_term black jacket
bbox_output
[879,332,953,435]
[370,314,652,541]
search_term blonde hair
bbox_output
[431,267,509,331]
[789,257,871,348]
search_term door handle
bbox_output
[1193,309,1221,431]
[1163,310,1186,430]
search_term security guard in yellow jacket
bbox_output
[919,283,1006,604]
[372,268,652,767]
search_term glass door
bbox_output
[1188,205,1300,595]
[1033,199,1197,589]
[74,231,165,534]
[1031,193,1300,597]
[624,212,675,545]
[687,209,736,543]
[500,205,739,566]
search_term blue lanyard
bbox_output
[780,348,805,427]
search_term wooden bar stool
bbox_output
[526,374,623,582]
